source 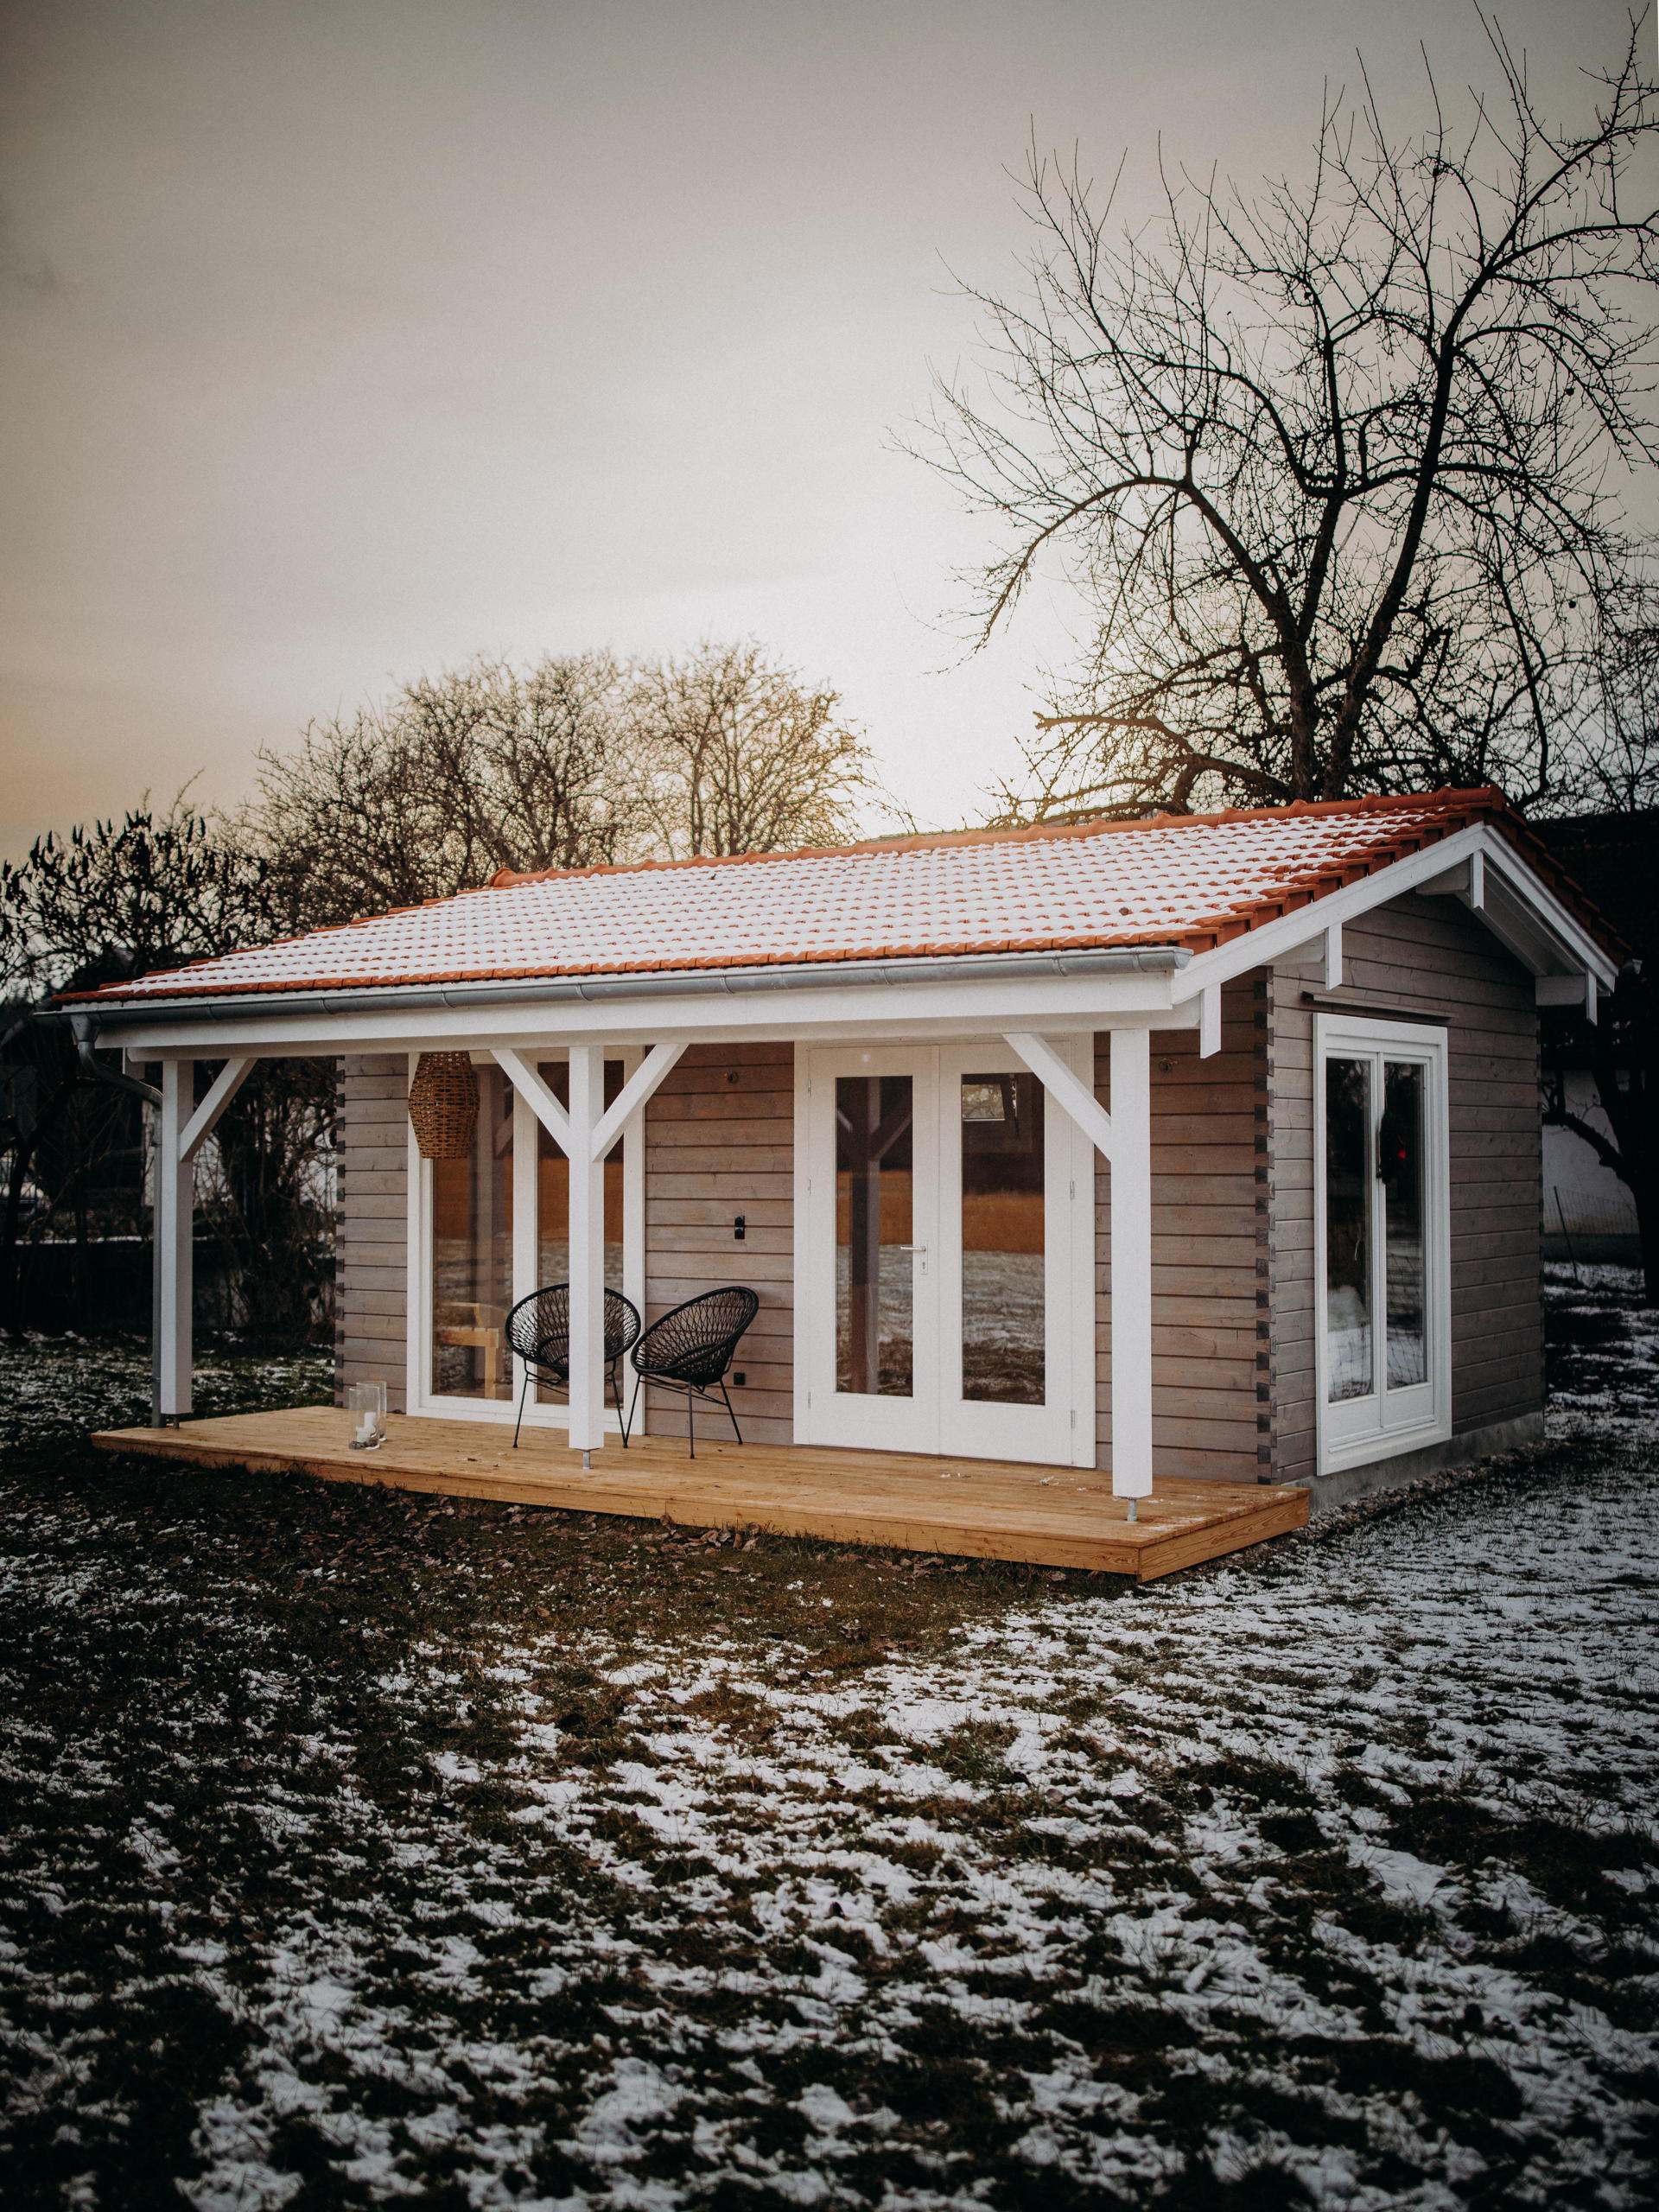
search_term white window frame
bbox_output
[1313,1014,1452,1475]
[406,1047,645,1432]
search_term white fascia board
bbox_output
[91,963,1192,1059]
[1173,823,1617,1007]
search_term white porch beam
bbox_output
[177,1057,254,1166]
[589,1040,685,1161]
[1005,1027,1153,1508]
[1106,1027,1154,1508]
[1003,1031,1118,1163]
[153,1058,194,1425]
[492,1048,573,1154]
[565,1044,607,1458]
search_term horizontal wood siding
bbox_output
[643,1041,794,1446]
[334,1054,410,1412]
[1096,977,1268,1483]
[1268,891,1542,1484]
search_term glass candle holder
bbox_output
[347,1381,388,1450]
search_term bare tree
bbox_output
[0,803,331,1338]
[628,640,878,858]
[914,10,1659,822]
[256,652,644,926]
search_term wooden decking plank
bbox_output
[91,1408,1308,1576]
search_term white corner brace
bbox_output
[1002,1031,1119,1163]
[495,1040,686,1162]
[177,1057,255,1165]
[589,1041,686,1161]
[493,1047,573,1154]
[1198,986,1222,1058]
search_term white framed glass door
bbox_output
[936,1041,1084,1465]
[1315,1015,1451,1472]
[796,1042,1093,1465]
[798,1046,938,1453]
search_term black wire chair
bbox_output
[625,1287,759,1457]
[506,1284,642,1449]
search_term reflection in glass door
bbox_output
[429,1061,515,1402]
[836,1075,915,1397]
[958,1071,1046,1406]
[1319,1020,1447,1469]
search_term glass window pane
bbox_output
[960,1072,1046,1405]
[1381,1061,1427,1390]
[836,1075,913,1396]
[1325,1056,1373,1404]
[430,1062,513,1400]
[535,1059,626,1406]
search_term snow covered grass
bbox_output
[1,1282,1656,2209]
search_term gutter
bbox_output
[53,944,1192,1033]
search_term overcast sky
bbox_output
[0,0,1643,859]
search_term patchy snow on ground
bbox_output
[0,1281,1656,2209]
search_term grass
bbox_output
[0,1287,1656,2208]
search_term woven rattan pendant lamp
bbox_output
[407,1052,480,1160]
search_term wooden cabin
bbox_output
[73,789,1622,1577]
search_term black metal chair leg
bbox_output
[718,1376,742,1444]
[687,1384,695,1460]
[513,1370,531,1449]
[622,1373,641,1447]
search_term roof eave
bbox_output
[61,942,1196,1049]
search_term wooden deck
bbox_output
[92,1408,1309,1580]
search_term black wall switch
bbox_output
[733,1371,747,1388]
[734,1214,747,1241]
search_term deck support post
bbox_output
[1108,1026,1154,1505]
[566,1042,607,1458]
[153,1058,194,1426]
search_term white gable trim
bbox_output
[1173,823,1616,1014]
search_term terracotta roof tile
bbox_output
[67,786,1613,1006]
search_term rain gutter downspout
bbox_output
[67,1011,162,1106]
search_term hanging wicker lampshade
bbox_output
[407,1052,480,1160]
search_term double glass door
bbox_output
[1317,1017,1449,1468]
[798,1043,1090,1465]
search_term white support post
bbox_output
[1006,1026,1154,1511]
[153,1058,194,1426]
[1108,1027,1154,1512]
[565,1043,607,1461]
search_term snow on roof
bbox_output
[67,787,1603,1006]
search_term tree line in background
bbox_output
[0,642,878,1338]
